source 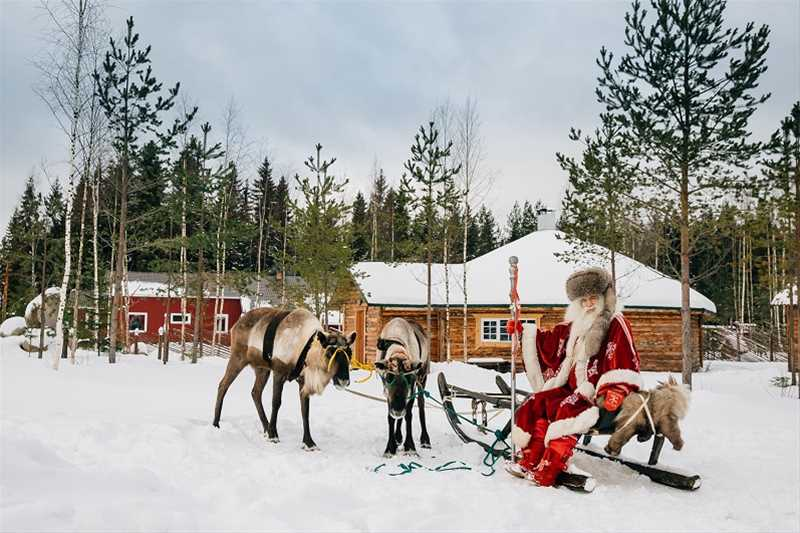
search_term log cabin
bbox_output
[341,230,717,372]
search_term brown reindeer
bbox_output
[213,307,355,450]
[605,376,690,456]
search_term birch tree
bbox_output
[35,0,105,369]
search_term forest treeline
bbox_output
[0,0,796,382]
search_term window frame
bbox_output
[214,314,229,333]
[476,314,540,346]
[128,312,148,333]
[170,312,192,325]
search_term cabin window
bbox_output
[215,314,229,333]
[480,317,536,343]
[128,312,148,333]
[170,313,192,325]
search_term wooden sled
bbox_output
[437,372,701,491]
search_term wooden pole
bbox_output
[508,256,521,458]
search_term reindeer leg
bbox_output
[605,423,641,456]
[417,377,431,449]
[213,357,246,428]
[251,367,271,435]
[402,401,417,455]
[383,411,398,457]
[394,418,403,445]
[299,379,317,450]
[267,373,286,442]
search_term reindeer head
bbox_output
[315,329,356,390]
[651,375,691,450]
[374,345,422,419]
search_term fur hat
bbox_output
[565,267,613,301]
[565,267,618,360]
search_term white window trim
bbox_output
[479,317,537,343]
[128,312,148,333]
[170,312,192,325]
[214,314,229,333]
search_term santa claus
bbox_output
[505,266,642,486]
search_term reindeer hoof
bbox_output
[268,436,280,443]
[604,445,619,456]
[421,442,431,449]
[383,451,395,458]
[302,444,319,452]
[401,449,419,457]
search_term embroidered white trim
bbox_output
[597,369,643,391]
[522,325,544,393]
[574,380,596,400]
[511,424,532,448]
[545,406,599,445]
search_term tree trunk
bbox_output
[92,166,100,356]
[443,223,451,362]
[462,191,469,363]
[108,158,128,364]
[38,229,48,360]
[180,158,188,360]
[69,175,89,362]
[679,165,693,388]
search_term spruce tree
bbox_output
[350,192,370,261]
[557,112,638,283]
[596,0,771,387]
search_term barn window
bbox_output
[128,312,147,333]
[480,317,536,342]
[170,313,192,325]
[215,314,229,333]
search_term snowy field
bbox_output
[1,337,798,533]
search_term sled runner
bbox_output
[437,372,702,491]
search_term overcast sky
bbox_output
[1,1,798,236]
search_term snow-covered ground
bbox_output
[1,336,798,532]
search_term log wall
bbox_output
[342,302,704,372]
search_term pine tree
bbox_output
[290,144,352,322]
[596,0,771,387]
[404,121,461,336]
[94,16,193,363]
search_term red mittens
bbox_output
[603,387,627,411]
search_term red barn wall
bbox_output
[125,297,243,344]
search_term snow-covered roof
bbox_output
[771,286,798,305]
[353,230,716,313]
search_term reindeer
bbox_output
[213,307,356,450]
[373,318,431,457]
[604,376,690,456]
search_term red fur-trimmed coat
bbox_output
[512,313,643,447]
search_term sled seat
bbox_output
[493,375,666,466]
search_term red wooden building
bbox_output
[123,272,307,344]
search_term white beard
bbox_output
[564,295,605,339]
[564,296,605,361]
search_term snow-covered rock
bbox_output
[0,316,26,337]
[16,329,50,352]
[24,287,60,329]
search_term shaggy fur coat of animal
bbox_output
[604,376,690,455]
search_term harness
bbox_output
[287,334,315,382]
[616,391,657,435]
[261,310,292,363]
